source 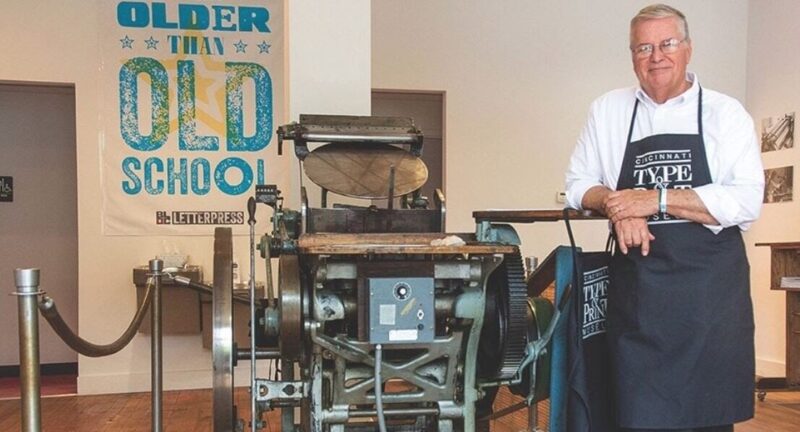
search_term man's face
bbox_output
[630,17,692,102]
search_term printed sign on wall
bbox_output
[101,1,285,235]
[0,177,12,202]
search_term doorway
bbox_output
[371,90,445,204]
[0,83,78,397]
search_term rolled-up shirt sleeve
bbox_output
[566,101,605,210]
[692,102,764,232]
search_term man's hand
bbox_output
[604,189,659,223]
[614,217,655,256]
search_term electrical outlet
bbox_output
[556,191,567,204]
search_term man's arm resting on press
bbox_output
[662,189,719,225]
[605,188,719,225]
[580,185,613,215]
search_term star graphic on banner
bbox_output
[257,41,271,54]
[233,40,247,53]
[144,36,159,50]
[156,31,230,134]
[120,35,134,49]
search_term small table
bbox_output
[754,242,800,400]
[133,265,203,334]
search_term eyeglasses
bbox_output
[631,38,686,58]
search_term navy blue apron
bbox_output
[609,88,755,429]
[567,248,615,432]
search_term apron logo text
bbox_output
[582,266,609,339]
[633,149,694,223]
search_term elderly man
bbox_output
[565,4,764,432]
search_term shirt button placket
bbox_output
[653,105,664,134]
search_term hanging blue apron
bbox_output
[609,87,755,429]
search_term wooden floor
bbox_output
[0,375,77,399]
[736,391,800,432]
[0,388,798,431]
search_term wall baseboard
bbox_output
[756,357,785,378]
[0,362,78,378]
[77,359,787,395]
[77,363,273,395]
[78,369,212,395]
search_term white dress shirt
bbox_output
[565,73,764,233]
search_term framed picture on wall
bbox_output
[764,166,793,203]
[761,112,795,153]
[0,176,12,202]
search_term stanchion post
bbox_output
[149,259,164,432]
[528,403,539,432]
[15,268,42,432]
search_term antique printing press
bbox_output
[206,115,557,432]
[10,114,580,431]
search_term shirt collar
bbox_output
[635,72,699,107]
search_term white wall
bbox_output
[0,0,370,394]
[286,0,372,209]
[745,0,800,377]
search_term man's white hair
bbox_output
[630,4,690,45]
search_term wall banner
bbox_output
[101,1,284,235]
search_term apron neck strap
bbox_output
[626,99,640,145]
[697,86,704,138]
